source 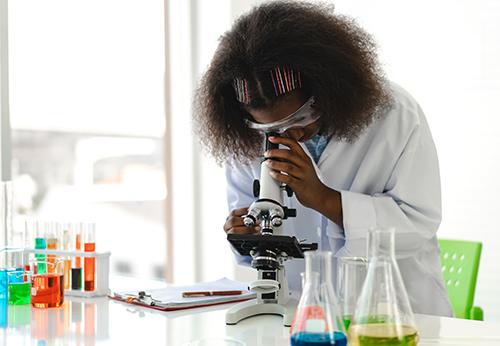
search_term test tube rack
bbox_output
[24,248,111,298]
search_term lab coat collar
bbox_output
[298,141,328,185]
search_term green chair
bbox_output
[438,239,483,320]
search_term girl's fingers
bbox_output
[266,160,302,179]
[264,150,307,170]
[229,207,249,217]
[268,136,305,154]
[268,170,299,189]
[224,215,245,230]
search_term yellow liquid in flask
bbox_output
[349,323,418,346]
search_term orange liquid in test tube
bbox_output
[76,234,81,268]
[84,243,95,291]
[84,223,96,292]
[64,258,71,289]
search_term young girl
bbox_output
[194,1,452,316]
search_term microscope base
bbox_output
[225,298,298,326]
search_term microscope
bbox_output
[226,132,317,326]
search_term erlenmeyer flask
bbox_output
[290,251,347,346]
[349,228,419,346]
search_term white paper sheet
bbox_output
[112,277,256,308]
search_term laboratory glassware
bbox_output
[0,247,24,299]
[72,222,83,290]
[30,259,65,308]
[0,296,6,327]
[7,270,30,305]
[84,222,96,291]
[1,181,13,249]
[290,251,347,346]
[349,228,419,346]
[336,256,367,330]
[34,221,47,273]
[62,223,72,290]
[46,221,59,273]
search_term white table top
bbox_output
[2,276,500,345]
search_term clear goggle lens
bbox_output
[245,97,319,133]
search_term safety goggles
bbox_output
[245,97,319,133]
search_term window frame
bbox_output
[0,0,12,182]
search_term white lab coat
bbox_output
[225,82,453,317]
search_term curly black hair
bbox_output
[194,1,391,164]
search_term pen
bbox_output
[182,290,245,298]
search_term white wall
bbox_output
[331,0,500,322]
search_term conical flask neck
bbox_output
[302,271,320,289]
[368,228,396,260]
[304,251,333,284]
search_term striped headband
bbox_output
[233,66,302,104]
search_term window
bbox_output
[8,0,167,279]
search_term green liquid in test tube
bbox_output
[34,221,46,273]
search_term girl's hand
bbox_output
[264,136,328,211]
[223,207,261,234]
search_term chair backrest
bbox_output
[438,239,482,319]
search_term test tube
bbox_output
[34,221,46,274]
[84,223,96,292]
[23,220,33,270]
[76,223,82,268]
[62,223,72,290]
[71,223,82,290]
[46,222,59,274]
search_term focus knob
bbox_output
[253,179,260,198]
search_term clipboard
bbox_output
[109,278,256,311]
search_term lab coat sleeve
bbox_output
[335,114,441,259]
[225,162,256,266]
